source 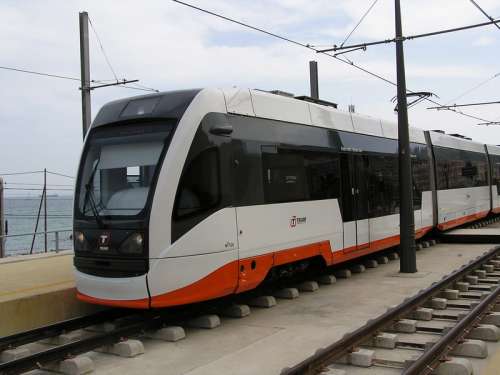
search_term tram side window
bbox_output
[411,143,431,210]
[412,158,427,210]
[435,147,488,189]
[175,148,220,217]
[367,155,399,217]
[306,152,342,200]
[262,148,341,203]
[492,155,500,194]
[262,150,308,203]
[435,148,458,189]
[472,153,488,187]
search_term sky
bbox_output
[0,0,499,195]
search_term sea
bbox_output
[3,196,73,256]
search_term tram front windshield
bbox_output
[77,123,173,218]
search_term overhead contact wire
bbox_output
[172,0,495,124]
[340,0,379,47]
[469,0,500,30]
[88,16,120,81]
[445,72,500,105]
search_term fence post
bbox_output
[55,231,60,252]
[44,168,47,253]
[0,178,5,258]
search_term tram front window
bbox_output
[77,123,173,218]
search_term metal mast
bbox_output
[79,11,91,140]
[395,0,417,272]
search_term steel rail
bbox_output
[0,299,214,375]
[0,309,128,352]
[281,245,500,375]
[0,311,169,375]
[404,285,500,375]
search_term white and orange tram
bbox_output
[73,88,499,309]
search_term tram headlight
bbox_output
[74,231,90,251]
[119,232,144,254]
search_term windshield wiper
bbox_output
[85,183,104,228]
[82,152,103,227]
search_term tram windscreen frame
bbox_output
[75,121,174,220]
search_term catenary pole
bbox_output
[79,11,91,140]
[395,0,416,273]
[309,61,319,99]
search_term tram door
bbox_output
[342,154,370,252]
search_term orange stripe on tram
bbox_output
[154,241,334,305]
[77,291,150,309]
[437,211,489,231]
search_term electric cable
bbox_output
[340,0,379,47]
[88,16,120,81]
[172,0,496,124]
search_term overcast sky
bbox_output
[1,0,499,194]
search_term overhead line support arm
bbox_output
[319,18,500,53]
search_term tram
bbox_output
[72,88,496,308]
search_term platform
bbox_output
[439,225,500,243]
[43,243,498,375]
[0,251,99,337]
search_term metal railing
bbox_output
[0,168,75,257]
[0,228,73,255]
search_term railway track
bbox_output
[0,291,259,374]
[0,309,130,354]
[0,309,168,375]
[282,245,500,375]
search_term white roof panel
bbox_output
[222,88,255,116]
[250,90,312,125]
[351,113,383,136]
[380,120,426,144]
[428,131,485,153]
[380,120,397,139]
[217,88,476,149]
[486,144,500,156]
[410,127,426,144]
[309,103,354,132]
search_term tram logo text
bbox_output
[290,216,306,228]
[99,232,111,250]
